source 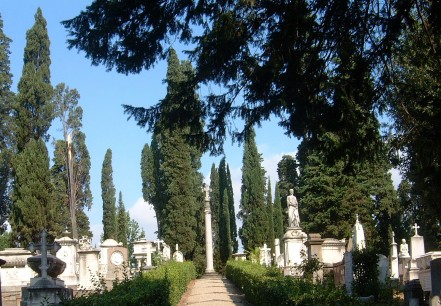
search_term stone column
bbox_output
[203,185,214,273]
[390,232,399,279]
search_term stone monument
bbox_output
[203,184,215,273]
[409,223,425,281]
[77,236,100,290]
[21,229,73,306]
[352,214,366,250]
[390,232,399,279]
[283,189,307,276]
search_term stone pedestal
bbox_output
[21,277,73,306]
[409,234,425,281]
[77,249,100,290]
[305,233,325,282]
[55,236,78,287]
[390,239,399,279]
[282,227,307,276]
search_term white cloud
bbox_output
[128,197,158,240]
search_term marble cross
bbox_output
[28,229,61,279]
[412,223,420,236]
[154,239,164,252]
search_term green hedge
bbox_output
[225,260,362,306]
[62,261,196,306]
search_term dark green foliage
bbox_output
[0,14,14,232]
[11,139,58,245]
[277,155,299,228]
[219,190,231,264]
[218,157,237,258]
[226,164,238,252]
[116,191,128,247]
[62,261,196,306]
[225,260,361,306]
[0,232,12,250]
[352,248,380,298]
[266,178,275,254]
[273,183,284,242]
[238,127,267,251]
[138,49,204,264]
[298,140,399,255]
[13,8,53,152]
[101,149,117,240]
[209,163,221,271]
[387,18,441,249]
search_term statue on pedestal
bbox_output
[287,189,300,227]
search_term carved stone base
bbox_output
[283,227,307,274]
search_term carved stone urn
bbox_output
[27,254,66,278]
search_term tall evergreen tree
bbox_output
[226,164,238,253]
[52,83,92,240]
[238,126,267,251]
[266,178,275,254]
[277,155,299,228]
[298,139,399,255]
[10,8,55,244]
[209,163,221,270]
[116,191,128,247]
[101,149,117,240]
[12,8,53,152]
[138,49,204,268]
[0,14,14,232]
[11,139,58,245]
[219,190,232,264]
[273,182,284,242]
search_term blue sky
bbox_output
[0,1,300,247]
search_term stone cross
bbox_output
[412,223,420,236]
[28,229,61,279]
[154,239,164,252]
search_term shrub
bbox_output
[62,261,196,306]
[226,260,362,306]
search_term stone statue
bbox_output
[287,189,300,227]
[399,239,410,258]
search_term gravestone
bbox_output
[173,245,184,263]
[99,239,128,287]
[77,236,100,290]
[55,235,78,287]
[378,254,389,284]
[430,258,441,305]
[409,224,425,281]
[162,243,171,261]
[132,239,154,269]
[260,243,271,266]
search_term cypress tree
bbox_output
[277,155,299,228]
[101,149,117,240]
[226,164,238,252]
[11,139,57,245]
[0,14,14,232]
[266,178,275,253]
[273,182,284,241]
[238,126,267,251]
[219,190,232,264]
[116,191,128,247]
[13,8,53,152]
[209,163,221,270]
[10,8,55,244]
[143,49,204,267]
[298,139,399,255]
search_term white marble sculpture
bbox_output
[287,189,299,227]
